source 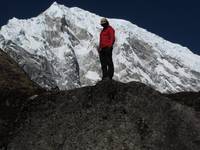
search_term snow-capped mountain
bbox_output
[0,2,200,93]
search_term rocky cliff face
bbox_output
[0,2,200,93]
[6,80,200,150]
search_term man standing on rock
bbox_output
[98,18,115,80]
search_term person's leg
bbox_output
[99,48,108,79]
[105,47,114,79]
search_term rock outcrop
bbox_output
[7,80,200,150]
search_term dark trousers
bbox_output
[99,47,114,79]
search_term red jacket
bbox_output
[99,25,115,49]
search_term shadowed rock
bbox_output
[165,92,200,111]
[7,80,200,150]
[0,49,43,148]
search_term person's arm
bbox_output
[108,28,115,47]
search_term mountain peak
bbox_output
[52,1,59,6]
[44,1,68,18]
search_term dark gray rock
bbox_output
[7,80,200,150]
[165,92,200,111]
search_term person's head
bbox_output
[100,18,109,28]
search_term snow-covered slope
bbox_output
[0,2,200,93]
